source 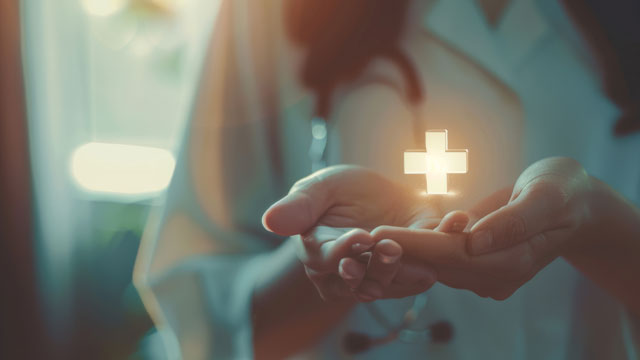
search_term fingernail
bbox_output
[339,259,364,280]
[378,252,401,264]
[378,240,402,264]
[471,230,493,255]
[451,222,466,232]
[352,242,373,253]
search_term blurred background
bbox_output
[6,0,221,358]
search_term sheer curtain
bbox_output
[0,1,46,358]
[22,1,90,348]
[20,0,220,356]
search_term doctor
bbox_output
[135,0,640,358]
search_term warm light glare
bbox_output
[71,142,175,195]
[81,0,127,17]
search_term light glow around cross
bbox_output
[404,130,468,194]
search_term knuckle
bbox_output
[347,228,370,239]
[371,225,394,240]
[300,232,318,248]
[290,171,325,193]
[527,180,554,196]
[528,180,569,210]
[562,211,580,229]
[505,215,527,244]
[375,238,403,256]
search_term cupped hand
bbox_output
[262,165,464,301]
[375,157,594,300]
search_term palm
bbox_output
[303,165,434,231]
[263,165,453,301]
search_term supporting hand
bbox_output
[262,165,458,301]
[375,157,595,299]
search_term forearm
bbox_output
[252,237,354,359]
[565,176,640,316]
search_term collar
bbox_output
[421,0,553,86]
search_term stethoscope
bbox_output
[307,78,453,354]
[342,294,454,354]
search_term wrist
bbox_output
[562,175,640,315]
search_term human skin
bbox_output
[252,167,466,358]
[263,158,640,316]
[262,165,468,302]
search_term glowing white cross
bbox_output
[404,130,468,194]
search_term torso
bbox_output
[282,0,639,358]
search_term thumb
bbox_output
[468,186,557,255]
[262,174,334,236]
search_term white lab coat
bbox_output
[135,0,640,358]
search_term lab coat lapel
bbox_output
[495,0,552,71]
[422,0,552,86]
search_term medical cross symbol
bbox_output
[404,130,468,194]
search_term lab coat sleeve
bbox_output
[138,136,278,359]
[134,0,287,358]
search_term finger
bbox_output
[263,191,328,236]
[408,217,441,230]
[450,235,556,285]
[468,231,558,276]
[383,280,436,299]
[378,260,438,299]
[306,268,352,301]
[262,169,338,236]
[262,166,369,236]
[365,239,403,287]
[408,207,444,230]
[452,242,536,282]
[371,226,469,264]
[338,258,366,289]
[434,211,470,233]
[393,258,438,285]
[317,229,374,269]
[355,279,384,302]
[468,187,512,219]
[468,185,560,255]
[297,226,344,261]
[298,227,374,269]
[355,252,372,264]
